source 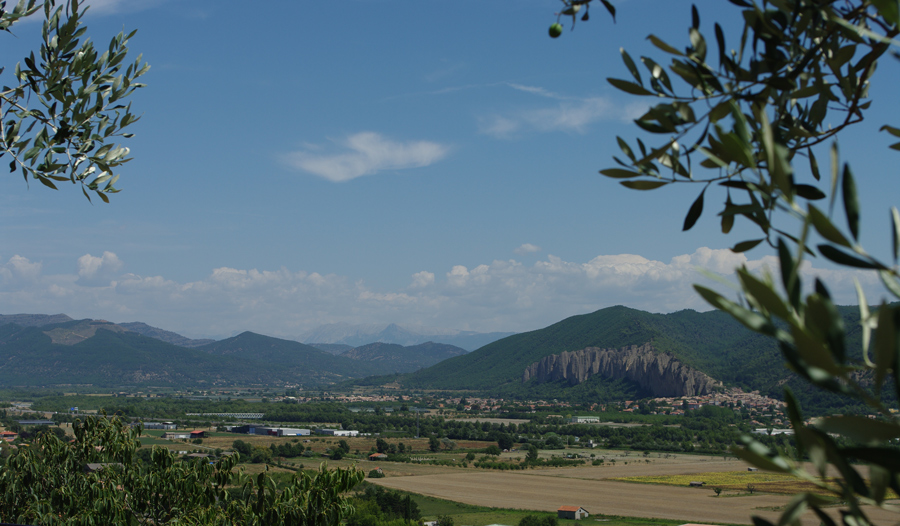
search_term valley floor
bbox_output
[369,456,898,526]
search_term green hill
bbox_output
[0,323,280,387]
[400,305,864,400]
[197,331,381,380]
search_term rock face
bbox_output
[522,343,720,397]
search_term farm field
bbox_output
[371,458,898,526]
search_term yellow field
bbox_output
[611,470,799,486]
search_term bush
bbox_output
[367,469,385,478]
[519,515,558,526]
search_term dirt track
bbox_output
[371,460,899,526]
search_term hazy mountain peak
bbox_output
[299,322,515,351]
[118,322,215,348]
[0,313,74,327]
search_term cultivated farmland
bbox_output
[371,456,899,526]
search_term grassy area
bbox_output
[408,493,703,526]
[138,436,174,446]
[609,471,891,499]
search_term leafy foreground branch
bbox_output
[551,0,900,525]
[0,417,363,525]
[0,0,148,202]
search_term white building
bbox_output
[315,429,359,437]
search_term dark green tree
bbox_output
[232,439,252,456]
[0,416,363,524]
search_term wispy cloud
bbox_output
[425,61,466,83]
[0,248,887,338]
[83,0,130,13]
[506,83,565,99]
[82,0,168,14]
[479,83,642,138]
[282,132,450,182]
[479,97,619,137]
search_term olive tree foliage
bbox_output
[551,1,900,525]
[0,0,148,202]
[0,417,363,525]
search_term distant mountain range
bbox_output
[339,341,467,371]
[0,313,75,327]
[299,322,515,351]
[0,315,471,388]
[0,306,871,414]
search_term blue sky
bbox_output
[0,0,897,340]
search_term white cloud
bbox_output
[77,251,123,285]
[0,248,887,338]
[514,243,542,255]
[5,255,42,281]
[283,132,450,182]
[410,271,434,288]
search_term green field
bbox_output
[408,492,697,526]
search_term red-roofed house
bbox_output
[558,506,589,520]
[369,453,387,461]
[1,431,17,442]
[189,430,206,439]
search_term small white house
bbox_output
[557,506,589,520]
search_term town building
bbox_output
[314,429,359,437]
[142,422,176,430]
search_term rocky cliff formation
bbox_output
[522,343,720,397]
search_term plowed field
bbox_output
[371,459,898,526]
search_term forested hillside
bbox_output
[401,305,865,404]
